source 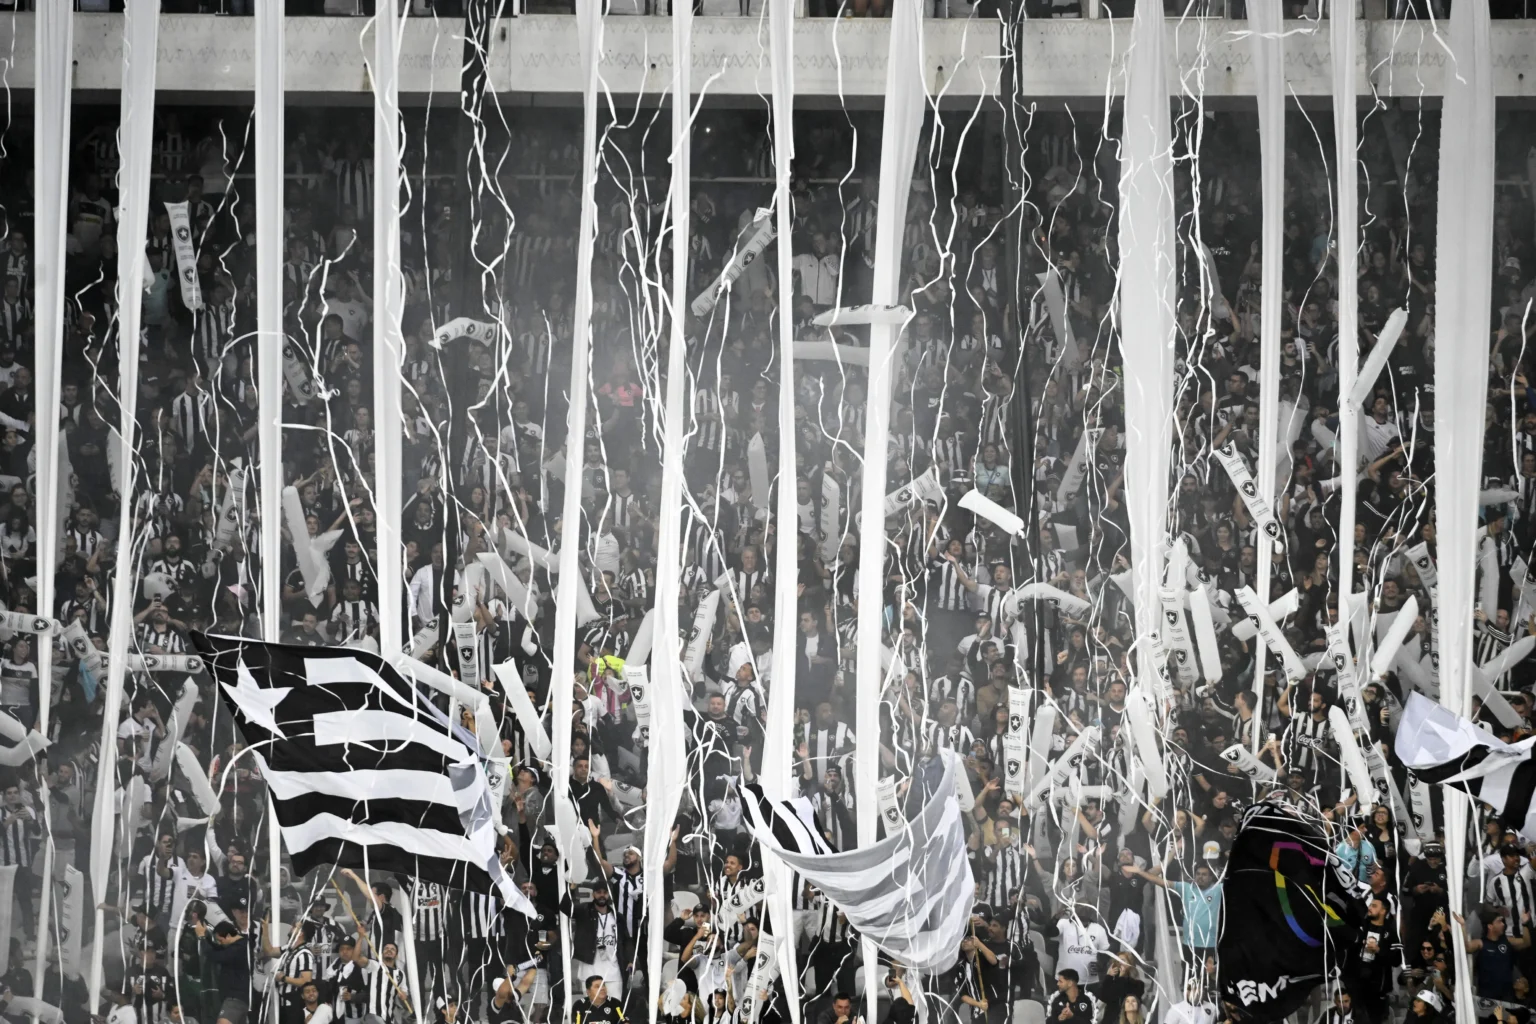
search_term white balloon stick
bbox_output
[1187,584,1224,683]
[958,488,1025,537]
[1346,307,1409,408]
[1369,594,1420,679]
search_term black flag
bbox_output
[1218,799,1368,1021]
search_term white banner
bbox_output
[1213,442,1283,545]
[61,865,83,979]
[876,776,904,834]
[451,621,481,689]
[164,201,203,311]
[625,664,651,746]
[213,466,245,552]
[1235,586,1307,682]
[691,214,775,317]
[720,874,771,922]
[884,466,944,518]
[1157,588,1198,685]
[1024,726,1098,808]
[127,653,203,674]
[682,590,721,682]
[0,610,59,636]
[1407,542,1438,596]
[431,317,499,348]
[819,474,841,564]
[1221,743,1277,784]
[809,303,910,328]
[1055,427,1102,505]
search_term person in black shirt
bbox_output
[1045,969,1095,1023]
[572,975,624,1023]
[880,970,916,1024]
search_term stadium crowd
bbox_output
[4,11,1536,1024]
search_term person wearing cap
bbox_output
[587,821,660,1001]
[1406,987,1444,1022]
[572,886,626,1005]
[1489,843,1535,951]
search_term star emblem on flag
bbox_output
[221,659,293,739]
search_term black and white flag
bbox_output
[745,750,974,972]
[1394,692,1536,838]
[195,633,533,915]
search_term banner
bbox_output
[431,317,498,348]
[1213,442,1283,544]
[819,474,841,563]
[625,664,651,746]
[59,865,82,979]
[876,776,903,834]
[0,610,58,636]
[1023,726,1098,808]
[281,339,315,404]
[1407,541,1438,596]
[739,932,780,1024]
[164,201,203,311]
[126,653,203,674]
[691,214,775,317]
[809,303,910,327]
[682,589,721,682]
[1157,588,1198,685]
[884,466,944,518]
[451,621,480,689]
[407,621,439,662]
[1056,427,1102,505]
[1235,586,1307,682]
[213,466,245,552]
[720,874,771,923]
[1221,743,1278,784]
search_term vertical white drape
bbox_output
[1331,0,1360,616]
[31,3,73,1005]
[764,0,803,1016]
[88,0,160,1009]
[553,0,604,1005]
[1432,3,1494,1022]
[1247,0,1283,752]
[644,1,693,1016]
[372,2,406,660]
[852,0,925,1018]
[368,4,419,1017]
[1117,0,1175,710]
[254,5,286,1001]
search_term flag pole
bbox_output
[331,881,417,1020]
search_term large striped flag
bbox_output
[744,749,974,972]
[194,633,533,915]
[1394,692,1536,837]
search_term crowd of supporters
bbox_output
[4,8,1536,1024]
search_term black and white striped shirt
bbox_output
[983,844,1026,907]
[137,854,180,917]
[606,867,645,941]
[927,559,969,612]
[1492,871,1534,940]
[362,958,405,1020]
[1286,712,1331,774]
[462,891,499,941]
[411,880,446,942]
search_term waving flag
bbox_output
[194,632,532,915]
[745,750,973,972]
[1394,692,1536,837]
[1218,799,1368,1021]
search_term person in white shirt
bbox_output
[170,849,221,932]
[791,233,840,309]
[1054,907,1111,989]
[298,980,333,1024]
[1163,979,1218,1024]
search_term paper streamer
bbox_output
[1369,594,1420,680]
[1235,586,1307,682]
[1221,743,1278,785]
[690,213,774,317]
[810,303,910,327]
[958,488,1025,537]
[1229,588,1300,641]
[1024,725,1098,808]
[1345,307,1409,408]
[492,662,552,761]
[1213,442,1283,545]
[0,866,13,975]
[164,200,203,311]
[1125,687,1168,799]
[682,589,721,682]
[1187,584,1224,683]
